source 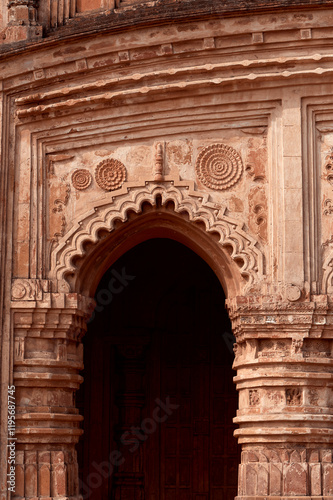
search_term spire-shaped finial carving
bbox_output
[154,142,164,182]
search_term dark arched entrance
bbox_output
[77,238,240,500]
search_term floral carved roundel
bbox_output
[95,158,127,191]
[195,143,243,190]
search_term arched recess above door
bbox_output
[49,178,265,297]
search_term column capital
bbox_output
[226,293,333,341]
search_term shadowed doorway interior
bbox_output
[77,238,240,500]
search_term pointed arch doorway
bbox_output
[77,238,240,500]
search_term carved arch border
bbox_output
[50,179,265,293]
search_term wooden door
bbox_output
[77,239,240,500]
[146,277,239,500]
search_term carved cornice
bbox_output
[49,179,264,292]
[9,53,333,123]
[15,55,333,108]
[2,0,333,54]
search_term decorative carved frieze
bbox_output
[14,450,79,499]
[249,389,260,406]
[321,147,333,291]
[322,255,333,293]
[291,338,303,354]
[11,279,51,301]
[248,186,268,243]
[286,387,302,406]
[325,148,333,186]
[323,198,333,215]
[239,447,333,497]
[245,136,267,181]
[49,172,71,244]
[258,339,290,359]
[303,338,332,358]
[309,389,320,406]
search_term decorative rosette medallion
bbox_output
[95,158,127,191]
[12,281,28,300]
[71,169,92,190]
[195,143,243,190]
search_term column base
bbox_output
[12,497,83,500]
[236,497,333,500]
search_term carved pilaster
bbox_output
[227,293,333,499]
[11,291,94,500]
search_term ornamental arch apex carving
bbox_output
[49,178,264,296]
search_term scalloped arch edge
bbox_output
[49,180,264,293]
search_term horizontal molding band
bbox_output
[16,66,333,119]
[15,53,333,107]
[16,413,83,422]
[234,414,333,423]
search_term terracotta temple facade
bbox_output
[1,0,333,499]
